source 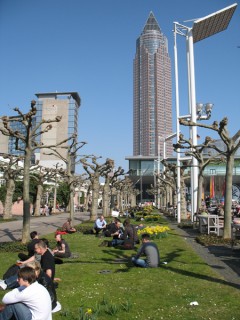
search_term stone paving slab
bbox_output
[0,211,90,242]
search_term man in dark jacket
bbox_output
[121,218,139,249]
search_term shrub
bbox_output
[0,241,27,252]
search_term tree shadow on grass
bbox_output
[162,264,240,290]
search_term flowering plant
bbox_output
[137,225,170,239]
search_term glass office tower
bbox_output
[133,12,172,158]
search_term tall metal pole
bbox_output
[173,23,181,223]
[157,135,161,209]
[187,30,198,220]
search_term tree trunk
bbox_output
[119,192,123,212]
[102,182,110,217]
[130,193,136,207]
[90,177,100,221]
[223,154,234,239]
[69,186,75,221]
[22,149,31,244]
[3,178,15,219]
[34,184,43,216]
[180,179,187,219]
[197,174,204,213]
[85,187,91,211]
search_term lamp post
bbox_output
[173,3,237,222]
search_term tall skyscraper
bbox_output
[133,12,172,158]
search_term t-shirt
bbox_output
[41,249,55,280]
[135,242,160,267]
[2,281,52,320]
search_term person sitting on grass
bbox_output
[131,233,160,268]
[94,215,107,235]
[52,234,71,258]
[120,218,139,249]
[98,218,124,247]
[0,266,52,320]
[18,231,39,262]
[0,261,61,313]
[62,218,76,233]
[111,219,124,247]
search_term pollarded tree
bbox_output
[0,100,73,243]
[44,138,87,221]
[180,117,240,238]
[102,162,124,217]
[174,134,225,212]
[161,160,190,219]
[112,177,136,212]
[0,154,23,219]
[80,156,115,221]
[30,165,57,216]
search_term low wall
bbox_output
[0,200,33,216]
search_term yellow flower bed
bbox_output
[137,225,170,239]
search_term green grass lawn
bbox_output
[0,217,239,320]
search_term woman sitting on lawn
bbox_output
[52,234,71,258]
[62,218,76,233]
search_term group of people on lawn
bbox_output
[94,215,140,248]
[94,215,160,268]
[0,215,160,319]
[0,220,73,320]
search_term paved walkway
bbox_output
[166,217,240,287]
[0,211,90,242]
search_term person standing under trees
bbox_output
[132,233,160,268]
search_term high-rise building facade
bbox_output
[0,92,81,171]
[133,12,172,158]
[34,92,81,171]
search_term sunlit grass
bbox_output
[0,216,239,319]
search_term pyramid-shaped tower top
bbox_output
[143,11,161,33]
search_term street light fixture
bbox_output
[173,3,237,223]
[196,103,214,120]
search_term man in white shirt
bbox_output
[94,215,107,235]
[0,266,52,320]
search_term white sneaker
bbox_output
[52,301,62,313]
[0,280,7,290]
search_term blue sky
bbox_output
[0,0,239,173]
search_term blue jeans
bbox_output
[112,239,124,247]
[0,303,32,320]
[132,257,148,268]
[5,274,19,289]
